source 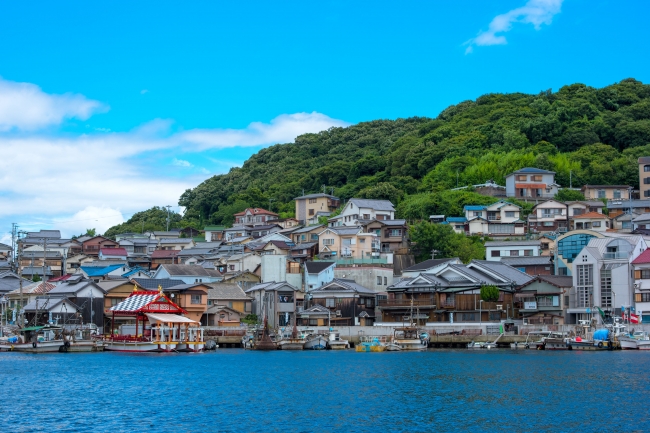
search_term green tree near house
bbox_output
[32,274,41,282]
[409,222,485,263]
[480,285,500,302]
[554,189,585,202]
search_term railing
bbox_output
[603,252,629,260]
[378,299,435,307]
[442,301,455,308]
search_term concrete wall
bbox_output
[334,267,393,293]
[261,255,287,283]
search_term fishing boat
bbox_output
[327,331,350,350]
[468,333,503,350]
[510,331,550,350]
[391,327,427,351]
[0,325,66,353]
[637,337,650,350]
[565,320,619,351]
[303,331,327,350]
[252,321,277,351]
[276,324,305,350]
[356,336,386,352]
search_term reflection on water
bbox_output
[1,350,650,432]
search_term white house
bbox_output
[304,261,336,291]
[485,240,541,261]
[153,264,223,284]
[527,200,568,233]
[328,198,395,227]
[569,235,647,324]
[505,167,559,199]
[98,248,128,261]
[225,253,262,275]
[462,201,525,236]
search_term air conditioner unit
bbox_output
[335,310,342,317]
[522,318,529,325]
[496,305,503,311]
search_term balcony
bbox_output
[378,298,435,307]
[603,251,629,260]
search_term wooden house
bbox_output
[304,278,376,326]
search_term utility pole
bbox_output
[431,249,440,260]
[268,198,275,212]
[42,237,47,284]
[165,205,172,231]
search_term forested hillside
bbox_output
[106,78,650,235]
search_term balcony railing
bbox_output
[442,300,455,308]
[603,252,629,260]
[378,299,435,307]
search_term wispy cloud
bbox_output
[178,112,350,150]
[0,76,108,131]
[465,0,563,54]
[172,158,193,167]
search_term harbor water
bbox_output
[2,350,650,432]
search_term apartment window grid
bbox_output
[576,264,593,308]
[600,269,612,308]
[191,295,201,304]
[635,293,650,302]
[645,165,650,172]
[322,239,334,246]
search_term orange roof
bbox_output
[515,183,547,189]
[233,207,278,216]
[574,211,608,219]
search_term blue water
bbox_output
[1,350,650,433]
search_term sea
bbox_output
[1,349,649,433]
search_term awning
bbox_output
[515,292,536,298]
[145,313,199,324]
[566,308,591,314]
[21,326,45,332]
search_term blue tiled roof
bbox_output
[81,264,125,277]
[122,267,150,278]
[446,217,468,223]
[463,205,486,211]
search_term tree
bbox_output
[85,228,96,237]
[409,222,484,263]
[480,285,500,302]
[554,189,585,201]
[32,274,41,282]
[242,314,258,325]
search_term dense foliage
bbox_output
[480,285,500,303]
[106,79,650,234]
[104,206,183,240]
[408,222,485,263]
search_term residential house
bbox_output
[23,297,84,328]
[485,240,541,261]
[119,237,158,255]
[150,250,181,268]
[461,201,525,237]
[505,167,559,199]
[610,212,640,233]
[291,225,324,244]
[632,213,650,231]
[401,258,463,278]
[0,271,32,297]
[429,215,446,223]
[20,250,64,277]
[146,231,180,240]
[639,156,650,198]
[80,263,131,282]
[246,281,301,328]
[233,208,278,227]
[380,260,532,323]
[302,279,376,326]
[294,193,340,225]
[363,219,409,253]
[568,235,647,324]
[539,234,557,256]
[565,200,606,218]
[42,276,106,328]
[204,226,226,242]
[205,282,252,314]
[516,275,572,325]
[445,217,468,234]
[304,261,336,291]
[179,227,201,238]
[99,280,139,322]
[0,243,12,260]
[153,264,223,284]
[581,185,631,201]
[21,266,53,280]
[527,199,568,233]
[221,272,261,291]
[608,199,650,219]
[158,282,210,323]
[318,226,381,261]
[225,253,262,276]
[98,248,128,261]
[451,180,507,197]
[328,198,395,227]
[631,249,650,324]
[275,218,300,229]
[158,238,195,251]
[82,236,119,257]
[333,266,394,293]
[204,305,242,327]
[500,256,554,276]
[554,229,605,276]
[5,281,56,311]
[570,212,609,232]
[65,254,94,273]
[289,242,319,261]
[260,255,301,289]
[224,224,282,241]
[114,232,149,242]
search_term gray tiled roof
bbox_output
[469,260,534,286]
[206,283,250,300]
[500,256,552,266]
[403,258,459,272]
[292,225,324,234]
[311,278,375,295]
[159,264,222,277]
[348,198,395,211]
[133,278,186,289]
[484,240,541,247]
[294,193,339,200]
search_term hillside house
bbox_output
[304,279,376,326]
[294,193,340,225]
[317,227,379,260]
[153,264,223,284]
[246,281,301,328]
[233,208,278,227]
[527,200,568,233]
[304,261,336,291]
[82,236,119,257]
[505,167,559,199]
[461,201,525,237]
[328,198,395,227]
[581,185,631,200]
[363,219,409,253]
[485,240,541,261]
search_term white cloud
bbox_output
[54,206,125,238]
[465,0,563,54]
[0,77,108,131]
[172,158,193,167]
[178,112,350,150]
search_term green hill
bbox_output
[107,78,650,235]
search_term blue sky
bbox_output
[1,0,649,238]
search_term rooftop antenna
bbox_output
[165,205,172,231]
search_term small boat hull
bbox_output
[304,335,327,350]
[619,338,638,350]
[277,340,305,350]
[104,341,170,352]
[356,343,385,352]
[637,341,650,350]
[327,341,350,350]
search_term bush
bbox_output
[480,285,500,302]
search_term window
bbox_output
[323,239,334,246]
[309,198,317,204]
[576,264,593,308]
[516,175,527,181]
[592,221,601,228]
[531,175,542,182]
[384,276,387,285]
[326,298,335,307]
[229,265,235,270]
[510,250,519,256]
[623,221,632,229]
[597,190,606,199]
[110,298,120,306]
[191,295,201,304]
[637,270,650,279]
[523,250,533,256]
[645,178,650,185]
[645,190,650,198]
[645,165,650,172]
[301,235,306,241]
[635,293,650,302]
[518,188,526,197]
[473,211,482,217]
[573,209,584,216]
[613,190,621,199]
[600,269,612,308]
[389,229,402,237]
[278,294,293,303]
[491,250,500,257]
[359,238,365,243]
[309,209,315,216]
[543,222,554,227]
[359,297,365,305]
[536,296,558,307]
[363,214,370,219]
[311,234,318,241]
[194,278,203,283]
[367,298,374,308]
[377,276,382,285]
[505,211,515,218]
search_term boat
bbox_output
[0,325,67,353]
[385,342,402,351]
[391,327,427,351]
[276,324,305,350]
[468,333,503,350]
[356,336,386,352]
[303,330,327,350]
[637,338,650,350]
[252,317,277,351]
[540,332,570,350]
[327,331,350,350]
[565,320,619,351]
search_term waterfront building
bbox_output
[515,275,572,325]
[245,281,301,327]
[205,282,251,315]
[302,278,376,326]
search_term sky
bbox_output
[1,0,649,240]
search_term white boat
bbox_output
[510,331,550,350]
[303,333,327,350]
[0,325,80,353]
[637,339,650,350]
[391,327,427,351]
[327,331,350,350]
[385,342,402,351]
